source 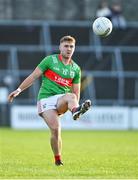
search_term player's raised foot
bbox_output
[72,99,92,120]
[55,160,64,166]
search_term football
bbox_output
[92,17,113,37]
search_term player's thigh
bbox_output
[56,95,69,114]
[41,109,60,130]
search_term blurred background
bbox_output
[0,0,138,130]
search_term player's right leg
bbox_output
[41,110,63,166]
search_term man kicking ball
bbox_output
[8,35,91,166]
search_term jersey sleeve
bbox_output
[37,56,51,72]
[73,67,81,84]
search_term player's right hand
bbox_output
[8,89,21,103]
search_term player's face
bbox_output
[59,41,75,59]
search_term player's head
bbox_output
[60,35,76,44]
[59,35,76,59]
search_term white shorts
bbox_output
[37,94,64,114]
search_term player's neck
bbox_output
[59,54,72,65]
[62,57,71,65]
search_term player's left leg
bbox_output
[56,93,79,114]
[56,93,91,120]
[72,99,92,120]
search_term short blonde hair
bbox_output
[60,35,76,44]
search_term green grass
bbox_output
[0,128,138,179]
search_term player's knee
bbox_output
[51,127,60,138]
[65,93,76,100]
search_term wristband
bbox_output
[17,88,22,93]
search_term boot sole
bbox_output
[73,100,91,120]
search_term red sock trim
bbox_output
[71,107,77,113]
[55,155,61,161]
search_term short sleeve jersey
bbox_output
[37,54,81,100]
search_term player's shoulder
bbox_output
[71,60,81,71]
[45,54,57,60]
[48,54,59,62]
[42,54,59,63]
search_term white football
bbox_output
[93,17,113,37]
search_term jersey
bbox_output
[37,54,81,100]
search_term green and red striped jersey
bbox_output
[37,54,81,100]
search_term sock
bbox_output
[55,155,61,162]
[71,107,77,113]
[71,106,81,113]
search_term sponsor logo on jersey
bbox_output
[44,69,73,87]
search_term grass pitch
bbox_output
[0,128,138,179]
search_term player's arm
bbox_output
[72,66,81,102]
[72,83,80,102]
[8,67,42,103]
